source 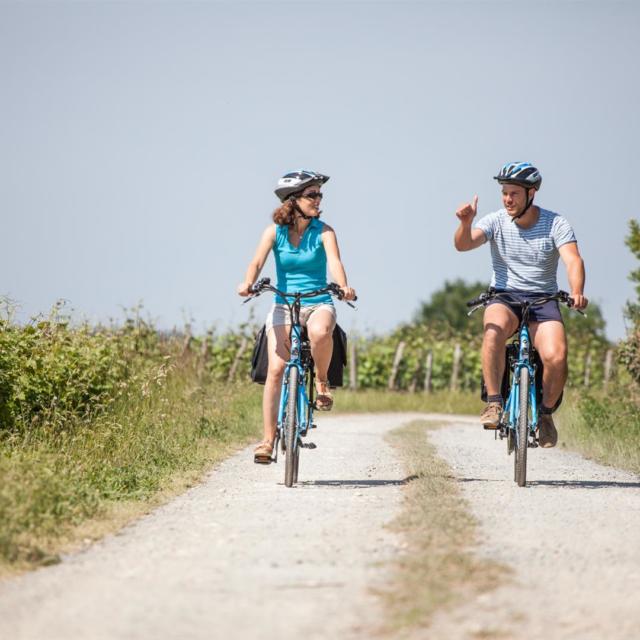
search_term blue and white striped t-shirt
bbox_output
[474,208,577,293]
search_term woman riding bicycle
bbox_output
[237,170,356,463]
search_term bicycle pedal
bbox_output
[310,423,317,429]
[301,442,317,449]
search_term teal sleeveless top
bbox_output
[273,218,333,306]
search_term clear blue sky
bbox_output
[2,1,638,339]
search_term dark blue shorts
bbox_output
[486,290,563,324]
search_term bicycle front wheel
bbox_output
[284,366,299,488]
[514,366,530,487]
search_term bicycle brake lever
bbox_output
[242,292,261,304]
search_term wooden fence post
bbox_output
[409,358,421,393]
[228,337,249,383]
[388,341,406,391]
[349,341,358,390]
[450,343,462,391]
[583,351,592,388]
[603,349,614,387]
[423,350,433,394]
[198,329,213,375]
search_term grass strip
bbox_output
[334,389,482,415]
[381,420,506,634]
[555,389,640,474]
[0,370,262,575]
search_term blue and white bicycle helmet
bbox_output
[493,162,542,191]
[274,169,329,202]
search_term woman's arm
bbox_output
[322,225,356,300]
[237,225,276,296]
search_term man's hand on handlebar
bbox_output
[570,293,589,311]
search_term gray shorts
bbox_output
[265,303,337,333]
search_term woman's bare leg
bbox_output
[262,325,290,443]
[306,309,335,385]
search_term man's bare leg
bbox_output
[530,320,567,447]
[480,304,518,427]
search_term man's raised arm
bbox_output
[454,195,486,251]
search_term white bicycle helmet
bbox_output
[494,162,542,190]
[274,169,329,202]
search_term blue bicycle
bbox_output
[246,278,355,487]
[467,289,583,487]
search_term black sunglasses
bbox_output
[300,191,323,200]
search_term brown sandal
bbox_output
[253,440,274,464]
[315,380,333,411]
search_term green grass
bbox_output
[335,388,482,415]
[381,420,506,633]
[555,388,640,474]
[0,368,262,572]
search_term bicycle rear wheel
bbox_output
[514,367,530,487]
[284,366,299,488]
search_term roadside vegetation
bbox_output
[554,220,640,474]
[0,303,261,572]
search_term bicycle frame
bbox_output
[274,298,314,460]
[503,321,539,446]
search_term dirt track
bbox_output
[427,422,640,640]
[1,413,639,640]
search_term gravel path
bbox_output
[2,414,640,640]
[427,422,640,640]
[0,413,417,640]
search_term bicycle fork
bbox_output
[501,362,539,450]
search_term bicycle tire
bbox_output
[284,366,299,488]
[514,366,530,487]
[292,443,300,483]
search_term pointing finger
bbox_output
[472,195,478,213]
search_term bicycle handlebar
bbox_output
[244,278,357,307]
[466,289,584,316]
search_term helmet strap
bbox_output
[291,197,313,221]
[511,188,535,223]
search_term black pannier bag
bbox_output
[480,343,563,412]
[250,324,347,388]
[480,343,543,406]
[250,324,269,384]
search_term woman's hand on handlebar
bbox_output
[238,277,272,298]
[326,283,357,302]
[340,286,357,301]
[237,281,253,297]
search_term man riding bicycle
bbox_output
[454,162,588,447]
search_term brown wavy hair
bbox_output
[272,198,296,226]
